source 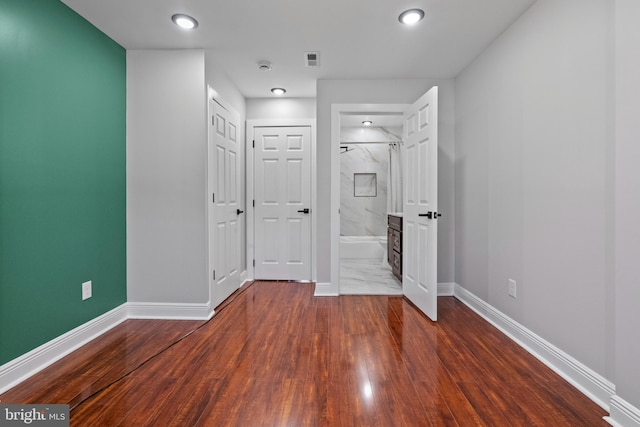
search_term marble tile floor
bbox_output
[340,258,402,295]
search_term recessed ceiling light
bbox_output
[398,9,425,25]
[362,120,373,126]
[271,88,286,95]
[171,14,198,30]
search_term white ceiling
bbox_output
[61,0,535,99]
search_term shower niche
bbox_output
[353,173,377,197]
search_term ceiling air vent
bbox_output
[305,52,320,67]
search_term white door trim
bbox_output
[328,104,408,296]
[246,119,316,282]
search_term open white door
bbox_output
[209,99,242,307]
[403,87,438,321]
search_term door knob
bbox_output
[418,212,442,219]
[236,209,244,215]
[297,208,310,214]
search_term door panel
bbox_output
[287,160,303,202]
[216,146,225,202]
[254,126,311,280]
[229,219,239,277]
[418,224,429,291]
[229,150,238,204]
[216,222,227,282]
[403,87,438,321]
[262,218,279,264]
[404,221,416,283]
[286,218,304,263]
[262,160,279,203]
[209,100,242,307]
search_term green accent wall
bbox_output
[0,0,126,364]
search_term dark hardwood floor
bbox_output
[1,281,607,426]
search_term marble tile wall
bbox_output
[340,143,389,236]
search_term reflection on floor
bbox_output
[340,258,402,295]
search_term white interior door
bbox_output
[403,87,438,321]
[209,99,242,307]
[254,126,311,280]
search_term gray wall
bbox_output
[127,50,209,304]
[316,79,456,285]
[455,0,621,400]
[614,0,640,411]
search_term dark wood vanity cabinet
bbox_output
[387,214,402,280]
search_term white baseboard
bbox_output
[314,282,339,296]
[605,395,640,427]
[129,278,256,320]
[127,301,214,320]
[0,304,128,394]
[437,282,456,296]
[239,278,252,290]
[453,284,615,412]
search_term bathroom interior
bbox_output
[339,113,404,294]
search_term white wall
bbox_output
[247,98,316,120]
[455,0,613,393]
[316,79,456,286]
[127,50,209,303]
[614,0,640,414]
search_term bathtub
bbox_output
[340,236,386,259]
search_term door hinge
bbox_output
[213,270,216,280]
[253,199,255,207]
[253,259,255,267]
[211,115,215,126]
[212,193,215,203]
[252,140,255,148]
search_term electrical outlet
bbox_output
[508,279,517,299]
[82,280,92,300]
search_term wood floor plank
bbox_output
[0,281,608,426]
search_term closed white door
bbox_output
[403,87,438,321]
[209,99,242,307]
[254,126,311,280]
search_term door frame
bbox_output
[328,104,408,296]
[246,119,317,282]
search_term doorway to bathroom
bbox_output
[338,112,404,295]
[332,87,439,321]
